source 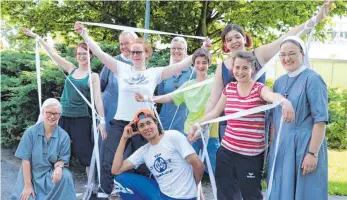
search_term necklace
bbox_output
[283,73,302,98]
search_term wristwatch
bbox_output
[307,151,318,158]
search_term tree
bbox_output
[1,1,346,53]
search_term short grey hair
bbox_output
[120,31,138,40]
[41,98,61,114]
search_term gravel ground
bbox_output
[2,148,346,200]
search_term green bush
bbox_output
[326,87,347,150]
[0,46,173,148]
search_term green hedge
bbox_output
[1,48,346,150]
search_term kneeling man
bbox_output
[112,108,205,200]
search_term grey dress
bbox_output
[267,68,329,200]
[11,122,76,200]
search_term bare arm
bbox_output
[23,28,75,74]
[111,124,136,175]
[205,63,224,113]
[160,55,193,80]
[135,93,174,104]
[75,22,119,75]
[255,1,333,65]
[185,153,205,185]
[20,160,36,199]
[261,86,295,123]
[188,95,226,142]
[90,73,107,140]
[309,122,326,153]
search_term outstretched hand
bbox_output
[23,28,38,38]
[202,38,212,49]
[74,21,85,34]
[135,93,144,102]
[316,0,333,21]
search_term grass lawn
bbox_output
[328,150,347,195]
[261,150,347,196]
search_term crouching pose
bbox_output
[11,98,75,200]
[111,108,205,200]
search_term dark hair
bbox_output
[135,116,164,135]
[192,48,212,65]
[221,24,253,53]
[232,51,256,70]
[280,39,304,53]
[74,43,94,61]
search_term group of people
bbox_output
[12,1,332,200]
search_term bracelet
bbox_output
[99,117,106,124]
[143,95,153,102]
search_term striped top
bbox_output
[222,82,266,156]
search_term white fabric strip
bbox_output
[168,67,196,130]
[154,78,214,102]
[266,117,284,200]
[200,102,281,126]
[84,46,102,200]
[35,40,42,110]
[199,127,218,200]
[81,22,206,40]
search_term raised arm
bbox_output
[90,73,107,140]
[160,55,194,80]
[23,28,75,74]
[111,124,136,175]
[74,22,119,75]
[205,63,225,113]
[255,1,333,65]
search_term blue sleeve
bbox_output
[14,128,33,161]
[158,81,165,95]
[58,131,71,165]
[100,66,109,83]
[256,73,266,84]
[306,74,329,124]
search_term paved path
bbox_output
[2,148,346,200]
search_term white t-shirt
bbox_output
[114,61,163,121]
[127,130,197,199]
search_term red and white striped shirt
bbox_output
[222,82,266,156]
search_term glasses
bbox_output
[77,52,88,56]
[279,52,299,59]
[171,47,184,52]
[45,111,61,118]
[130,51,144,56]
[120,42,130,46]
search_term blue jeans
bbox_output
[115,173,197,200]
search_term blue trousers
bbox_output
[114,173,197,200]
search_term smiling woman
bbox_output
[23,28,107,185]
[11,98,76,200]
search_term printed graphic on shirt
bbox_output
[124,73,149,85]
[149,153,173,178]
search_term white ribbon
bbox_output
[168,68,196,130]
[81,22,206,40]
[266,117,284,200]
[84,45,102,200]
[35,40,42,110]
[200,102,281,126]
